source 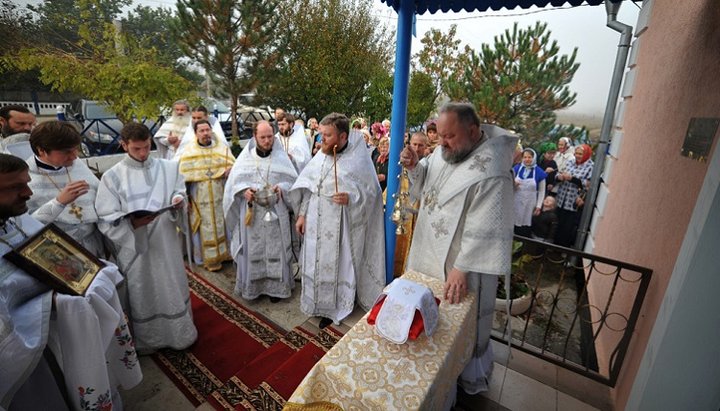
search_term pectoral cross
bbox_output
[431,218,448,239]
[69,202,83,220]
[423,189,438,214]
[469,155,492,172]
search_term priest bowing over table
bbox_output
[290,113,385,330]
[177,119,235,271]
[25,120,107,258]
[400,102,516,396]
[223,120,298,302]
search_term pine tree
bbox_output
[447,22,579,143]
[173,0,280,142]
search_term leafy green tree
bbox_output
[363,70,394,124]
[412,25,467,107]
[256,0,393,120]
[28,0,131,53]
[447,22,579,144]
[5,0,193,123]
[123,5,202,85]
[173,0,280,142]
[406,71,436,129]
[0,0,45,92]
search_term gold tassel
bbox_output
[244,203,253,226]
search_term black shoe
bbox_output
[318,317,333,329]
[269,296,281,303]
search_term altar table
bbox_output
[286,270,478,410]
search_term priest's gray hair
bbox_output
[0,153,29,174]
[439,102,481,128]
[173,100,191,111]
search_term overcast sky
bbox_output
[21,0,640,115]
[374,2,641,115]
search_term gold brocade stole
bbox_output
[392,173,419,277]
[178,143,235,182]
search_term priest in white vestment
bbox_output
[177,120,235,271]
[276,112,311,172]
[96,123,197,353]
[153,100,192,159]
[223,121,298,301]
[401,103,517,395]
[291,113,385,329]
[0,153,142,411]
[25,120,106,257]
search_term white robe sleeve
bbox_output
[30,198,66,224]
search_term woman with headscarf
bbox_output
[512,148,547,237]
[554,144,594,247]
[551,137,574,194]
[538,141,558,195]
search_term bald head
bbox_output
[254,120,274,152]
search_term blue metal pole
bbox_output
[384,0,413,284]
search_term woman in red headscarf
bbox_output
[553,144,594,247]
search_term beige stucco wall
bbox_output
[590,1,720,409]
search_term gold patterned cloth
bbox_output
[287,270,477,410]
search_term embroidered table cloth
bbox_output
[287,270,477,410]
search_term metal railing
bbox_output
[491,236,652,387]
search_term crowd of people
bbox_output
[511,137,595,248]
[0,100,595,408]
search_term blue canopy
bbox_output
[380,0,619,14]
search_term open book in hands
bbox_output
[124,204,176,219]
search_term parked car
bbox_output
[66,100,159,156]
[219,104,274,148]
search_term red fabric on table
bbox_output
[367,295,441,340]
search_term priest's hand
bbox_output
[296,215,306,235]
[171,195,184,209]
[130,214,156,229]
[400,146,418,170]
[273,185,282,201]
[332,192,349,206]
[168,132,179,147]
[444,268,468,305]
[57,180,90,205]
[244,188,256,203]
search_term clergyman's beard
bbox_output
[280,128,292,137]
[171,114,190,128]
[441,143,475,164]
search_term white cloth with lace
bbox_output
[0,214,142,410]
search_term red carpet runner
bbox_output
[153,268,342,410]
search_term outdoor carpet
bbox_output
[152,267,343,410]
[152,267,285,405]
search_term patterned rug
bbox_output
[153,268,343,410]
[152,268,285,406]
[207,326,343,410]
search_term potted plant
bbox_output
[495,241,534,315]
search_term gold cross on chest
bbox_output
[423,188,439,213]
[69,202,83,220]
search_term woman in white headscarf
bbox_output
[512,148,547,237]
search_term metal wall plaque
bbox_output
[681,117,719,162]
